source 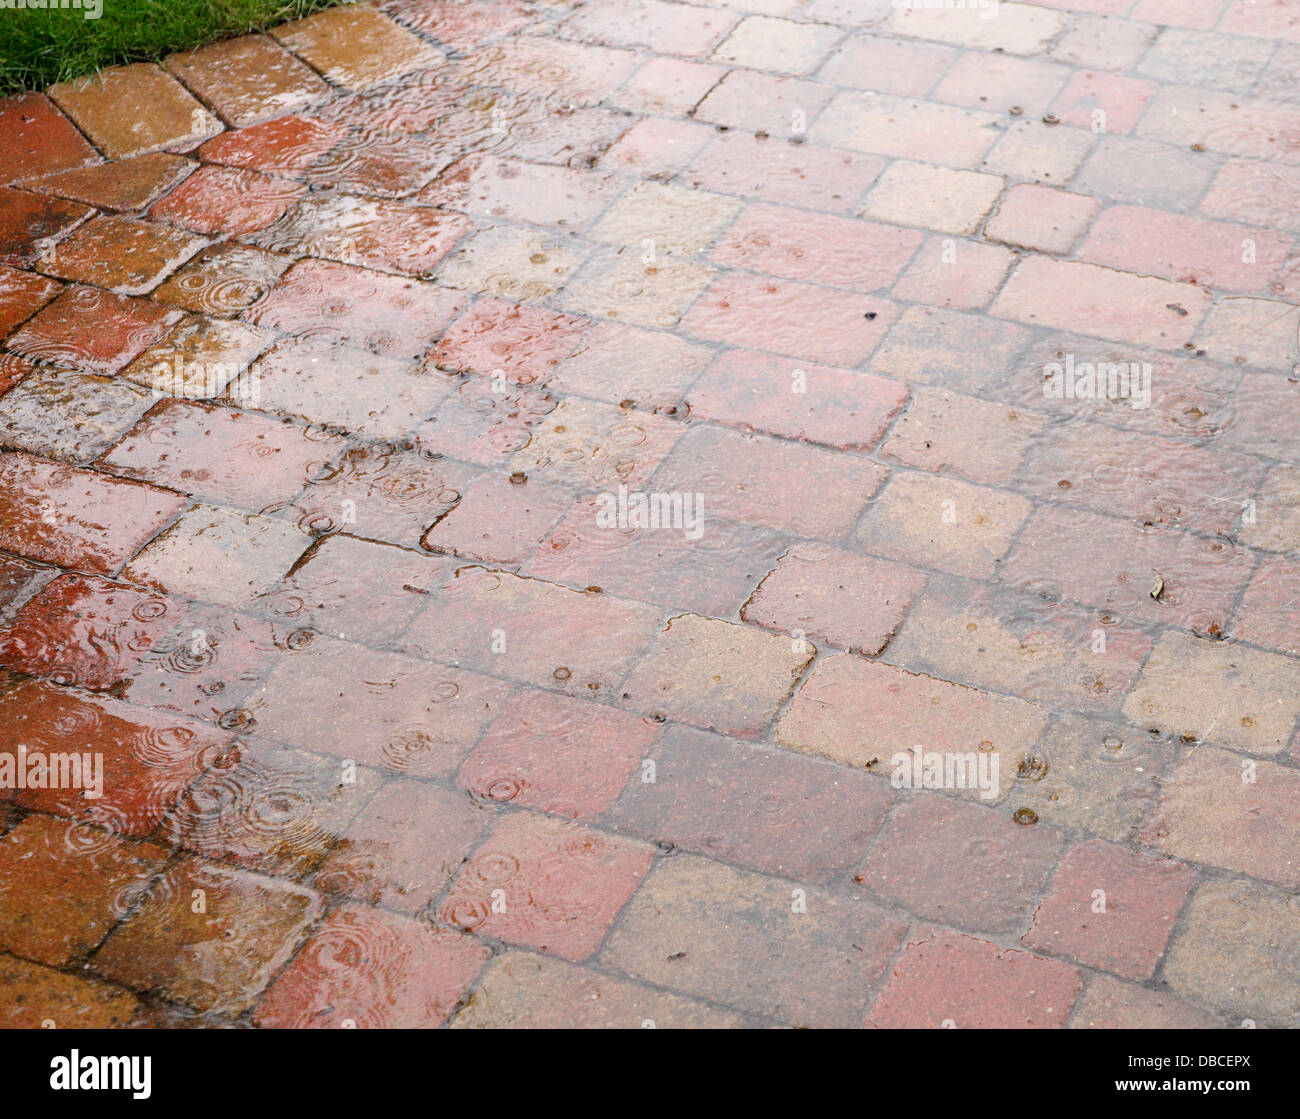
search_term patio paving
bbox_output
[0,0,1298,1028]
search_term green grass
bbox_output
[0,0,347,95]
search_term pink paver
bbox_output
[248,258,467,357]
[1023,840,1196,980]
[253,904,489,1028]
[681,273,897,365]
[430,297,590,385]
[864,928,1084,1029]
[685,349,909,450]
[457,689,661,818]
[438,812,655,961]
[1079,205,1294,294]
[0,451,185,574]
[709,203,922,291]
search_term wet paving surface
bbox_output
[0,0,1299,1029]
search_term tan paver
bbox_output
[49,63,222,158]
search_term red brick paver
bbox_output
[864,928,1083,1029]
[438,811,654,961]
[253,904,489,1028]
[1022,839,1195,980]
[1,0,1297,1033]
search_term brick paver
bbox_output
[619,612,813,735]
[1139,746,1300,888]
[862,792,1065,934]
[863,927,1083,1029]
[0,814,168,966]
[0,367,152,463]
[252,904,489,1028]
[1163,878,1300,1026]
[0,957,141,1029]
[0,93,98,184]
[1,588,281,730]
[92,858,320,1015]
[122,503,312,607]
[246,634,513,777]
[6,284,184,372]
[0,678,231,835]
[776,653,1048,775]
[449,950,746,1028]
[741,542,924,655]
[163,34,330,129]
[888,575,1152,714]
[1022,839,1195,979]
[458,689,661,819]
[438,811,654,961]
[101,399,344,510]
[23,152,194,213]
[48,64,222,159]
[1,0,1297,1031]
[166,738,382,876]
[603,854,906,1027]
